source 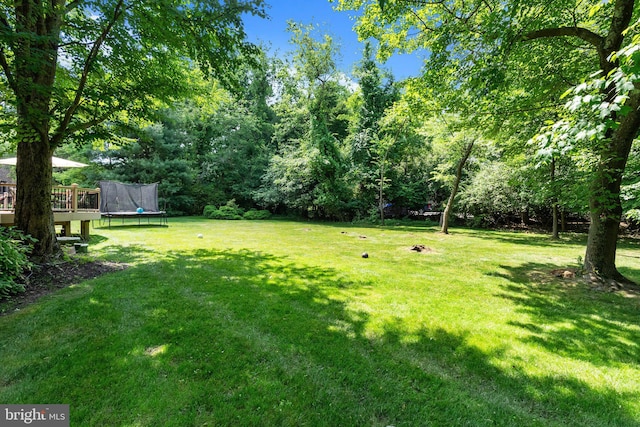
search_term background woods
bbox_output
[1,0,640,282]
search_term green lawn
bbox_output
[1,217,640,426]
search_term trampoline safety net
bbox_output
[99,181,161,213]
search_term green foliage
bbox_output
[347,43,401,219]
[624,208,640,225]
[203,200,245,220]
[243,209,272,220]
[193,100,271,209]
[0,0,267,258]
[95,120,195,216]
[339,0,640,279]
[458,162,523,225]
[622,142,640,215]
[288,22,338,87]
[20,0,636,240]
[532,56,640,161]
[0,227,35,299]
[1,0,268,149]
[253,23,356,220]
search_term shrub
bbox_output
[202,205,217,218]
[203,199,244,220]
[0,227,35,299]
[243,209,272,220]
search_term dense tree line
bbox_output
[53,23,610,233]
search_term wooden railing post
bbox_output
[71,183,78,212]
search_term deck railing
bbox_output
[0,183,100,212]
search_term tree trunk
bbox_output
[582,0,639,282]
[583,91,640,282]
[551,156,559,239]
[552,203,559,239]
[378,158,386,226]
[9,0,64,260]
[441,140,474,234]
[520,0,638,282]
[14,125,59,260]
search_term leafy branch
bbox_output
[531,37,640,161]
[50,0,127,148]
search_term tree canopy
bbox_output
[0,0,266,258]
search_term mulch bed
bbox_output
[1,259,127,315]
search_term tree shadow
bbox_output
[95,243,156,264]
[299,219,441,233]
[4,248,639,426]
[495,262,640,368]
[617,236,640,250]
[87,233,109,245]
[475,230,587,248]
[92,218,168,230]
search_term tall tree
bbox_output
[441,138,474,234]
[286,22,352,218]
[348,41,398,217]
[424,113,485,233]
[338,0,640,283]
[373,103,416,224]
[0,0,265,259]
[97,118,196,215]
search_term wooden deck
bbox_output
[0,183,101,240]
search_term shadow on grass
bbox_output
[2,249,638,426]
[294,219,441,233]
[95,243,157,264]
[617,236,640,250]
[471,229,587,248]
[484,229,640,255]
[496,262,640,368]
[87,233,109,245]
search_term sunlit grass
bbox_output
[1,217,639,426]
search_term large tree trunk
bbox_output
[583,91,640,282]
[441,140,474,234]
[14,124,58,260]
[10,0,64,260]
[582,0,639,282]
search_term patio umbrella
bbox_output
[0,156,88,168]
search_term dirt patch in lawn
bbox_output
[547,268,640,297]
[407,244,434,254]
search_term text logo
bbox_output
[1,405,69,426]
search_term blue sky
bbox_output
[242,0,424,80]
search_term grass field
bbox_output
[1,217,640,426]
